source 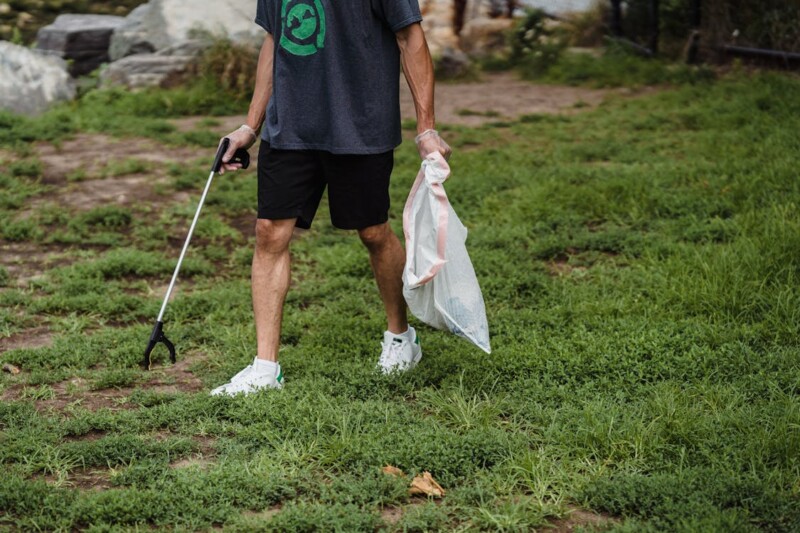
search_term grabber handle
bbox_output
[211,137,251,173]
[142,320,176,370]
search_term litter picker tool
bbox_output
[142,138,250,370]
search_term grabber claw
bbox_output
[142,320,176,370]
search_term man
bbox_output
[211,0,451,396]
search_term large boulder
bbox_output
[110,0,261,61]
[434,47,472,79]
[100,40,206,89]
[0,41,75,115]
[36,14,126,76]
[421,0,461,57]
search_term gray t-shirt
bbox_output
[255,0,422,154]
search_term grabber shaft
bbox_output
[142,138,250,369]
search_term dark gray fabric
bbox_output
[255,0,422,154]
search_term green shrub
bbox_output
[510,9,566,77]
[541,44,715,87]
[195,37,260,102]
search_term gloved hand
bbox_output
[218,125,257,174]
[415,129,452,161]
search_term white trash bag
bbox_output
[402,152,491,353]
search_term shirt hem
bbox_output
[263,140,400,155]
[390,15,423,32]
[254,16,271,33]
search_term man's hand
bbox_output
[218,125,257,175]
[415,129,451,160]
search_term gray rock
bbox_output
[0,41,75,115]
[101,40,206,88]
[421,0,460,56]
[110,0,261,61]
[434,47,472,79]
[36,14,125,76]
[108,4,156,61]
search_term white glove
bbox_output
[415,129,452,161]
[218,125,257,174]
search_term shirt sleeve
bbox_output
[255,0,273,33]
[372,0,423,32]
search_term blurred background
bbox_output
[2,0,800,117]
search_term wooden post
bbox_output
[610,0,623,37]
[649,0,660,55]
[691,0,702,28]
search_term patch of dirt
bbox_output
[0,242,73,289]
[170,116,250,135]
[401,72,617,127]
[546,256,589,277]
[42,467,113,491]
[65,429,107,442]
[0,327,53,354]
[550,506,618,532]
[143,355,206,394]
[32,134,201,210]
[1,354,206,412]
[36,174,190,211]
[544,248,623,277]
[36,134,203,185]
[379,498,441,525]
[241,506,283,522]
[380,506,406,525]
[170,455,214,470]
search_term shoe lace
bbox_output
[230,364,253,383]
[379,339,405,367]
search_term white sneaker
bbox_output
[210,357,284,396]
[377,327,422,374]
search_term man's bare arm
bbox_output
[220,33,274,173]
[396,23,451,159]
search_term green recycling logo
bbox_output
[280,0,326,56]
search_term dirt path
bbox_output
[401,72,617,126]
[173,72,619,134]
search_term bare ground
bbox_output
[0,352,206,412]
[401,72,620,126]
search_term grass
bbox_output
[518,44,716,88]
[1,70,800,531]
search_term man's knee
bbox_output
[358,222,392,251]
[255,219,293,253]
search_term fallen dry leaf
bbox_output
[409,471,446,498]
[382,465,406,477]
[2,363,21,375]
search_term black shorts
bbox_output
[257,142,394,230]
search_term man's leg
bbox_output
[358,222,408,335]
[252,218,297,361]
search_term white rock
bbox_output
[421,0,460,56]
[110,0,261,61]
[0,41,75,115]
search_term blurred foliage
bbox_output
[0,0,146,44]
[193,37,260,102]
[509,9,567,77]
[540,43,715,87]
[621,0,800,56]
[703,0,800,52]
[562,1,610,47]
